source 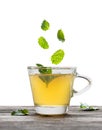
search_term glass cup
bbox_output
[28,67,91,115]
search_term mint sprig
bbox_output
[11,109,29,116]
[38,36,49,49]
[41,20,50,31]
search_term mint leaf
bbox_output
[36,64,57,85]
[41,20,50,31]
[57,29,65,42]
[11,109,29,116]
[36,64,52,74]
[39,75,59,85]
[80,103,89,109]
[38,36,49,49]
[36,63,43,67]
[51,49,65,64]
[80,103,99,111]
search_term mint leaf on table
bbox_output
[11,109,29,116]
[51,49,65,65]
[41,20,50,31]
[80,103,99,111]
[38,36,49,49]
[57,29,65,42]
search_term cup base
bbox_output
[34,105,68,115]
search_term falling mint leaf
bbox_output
[57,29,65,42]
[11,109,29,116]
[41,20,50,31]
[38,36,49,49]
[80,103,99,111]
[51,49,65,65]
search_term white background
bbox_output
[0,0,102,106]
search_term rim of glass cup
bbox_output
[27,66,77,75]
[27,66,77,69]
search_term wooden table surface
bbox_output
[0,106,102,130]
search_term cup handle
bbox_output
[73,73,91,96]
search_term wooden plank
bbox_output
[0,106,102,130]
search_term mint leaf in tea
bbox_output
[36,64,54,84]
[36,64,52,74]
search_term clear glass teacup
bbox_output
[28,66,91,115]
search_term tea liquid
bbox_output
[29,74,74,106]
